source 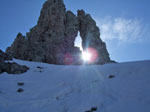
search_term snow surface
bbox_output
[0,59,150,112]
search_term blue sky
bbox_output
[0,0,150,62]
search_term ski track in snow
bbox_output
[0,59,150,112]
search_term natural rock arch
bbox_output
[74,32,82,51]
[6,0,111,65]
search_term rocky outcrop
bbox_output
[27,0,67,64]
[64,11,81,64]
[0,50,12,62]
[78,10,110,64]
[0,62,29,74]
[65,11,79,49]
[6,0,111,65]
[0,50,29,74]
[6,33,28,60]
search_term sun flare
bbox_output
[82,51,91,62]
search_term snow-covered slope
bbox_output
[0,59,150,112]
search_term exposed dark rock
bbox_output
[0,62,29,74]
[6,33,28,60]
[78,10,110,64]
[27,0,67,64]
[109,75,115,78]
[56,96,60,100]
[17,82,24,86]
[65,11,79,48]
[36,66,44,69]
[91,107,97,111]
[0,69,3,74]
[110,60,117,63]
[64,11,81,64]
[0,50,12,62]
[85,107,97,112]
[6,0,112,65]
[0,49,29,74]
[17,88,24,93]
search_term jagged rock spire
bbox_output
[78,10,110,64]
[6,0,111,65]
[26,0,67,64]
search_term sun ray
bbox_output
[82,51,91,62]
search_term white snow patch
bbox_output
[0,59,150,112]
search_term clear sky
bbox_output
[0,0,150,62]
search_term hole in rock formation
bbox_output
[6,0,112,65]
[74,32,83,51]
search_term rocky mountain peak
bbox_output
[6,0,112,65]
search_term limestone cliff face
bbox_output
[65,11,79,49]
[78,10,110,64]
[27,0,67,64]
[6,0,111,65]
[6,33,28,60]
[0,49,12,62]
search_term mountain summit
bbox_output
[6,0,110,65]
